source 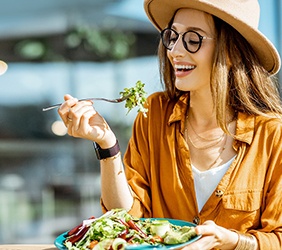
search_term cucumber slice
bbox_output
[150,220,171,238]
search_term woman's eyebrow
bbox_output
[171,24,209,34]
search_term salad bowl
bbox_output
[54,218,201,250]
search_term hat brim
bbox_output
[144,0,281,75]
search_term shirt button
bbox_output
[193,216,200,225]
[215,190,224,197]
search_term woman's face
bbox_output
[167,8,216,93]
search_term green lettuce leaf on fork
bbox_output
[120,80,148,117]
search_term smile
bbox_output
[175,65,196,71]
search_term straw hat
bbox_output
[144,0,281,75]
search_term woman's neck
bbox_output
[188,90,234,129]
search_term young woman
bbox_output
[58,0,282,249]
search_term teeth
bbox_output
[175,65,195,70]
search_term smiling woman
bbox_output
[53,0,281,249]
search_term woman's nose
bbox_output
[169,37,186,56]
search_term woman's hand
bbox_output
[182,221,238,250]
[58,94,116,148]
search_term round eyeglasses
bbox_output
[160,28,214,53]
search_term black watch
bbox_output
[93,140,120,160]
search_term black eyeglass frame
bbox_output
[160,28,214,54]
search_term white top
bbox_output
[192,156,236,212]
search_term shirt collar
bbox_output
[168,94,189,119]
[234,112,255,145]
[168,94,189,134]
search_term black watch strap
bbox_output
[93,140,120,160]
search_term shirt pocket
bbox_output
[222,189,262,211]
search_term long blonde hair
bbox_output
[158,15,282,131]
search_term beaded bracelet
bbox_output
[230,230,257,250]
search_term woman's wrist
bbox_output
[93,140,120,160]
[96,130,116,148]
[230,229,257,250]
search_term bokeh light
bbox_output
[51,120,67,136]
[0,60,8,75]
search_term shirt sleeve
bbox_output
[122,112,152,218]
[248,118,282,249]
[122,92,168,218]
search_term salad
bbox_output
[120,80,148,117]
[64,209,197,250]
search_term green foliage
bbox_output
[65,26,136,60]
[120,80,148,117]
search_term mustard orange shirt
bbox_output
[118,91,282,249]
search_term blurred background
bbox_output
[0,0,281,244]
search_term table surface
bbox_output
[0,245,56,250]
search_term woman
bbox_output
[58,0,282,249]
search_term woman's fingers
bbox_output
[57,95,113,143]
[58,94,79,124]
[184,221,239,250]
[194,220,216,235]
[68,104,97,138]
[79,109,99,136]
[68,102,94,128]
[64,94,74,101]
[182,234,216,250]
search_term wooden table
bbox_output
[0,245,56,250]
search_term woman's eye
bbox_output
[188,39,200,45]
[168,36,178,44]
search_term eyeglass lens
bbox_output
[161,29,203,53]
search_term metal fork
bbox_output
[42,94,130,111]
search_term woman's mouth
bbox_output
[174,64,196,77]
[175,65,196,72]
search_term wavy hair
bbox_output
[158,15,282,131]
